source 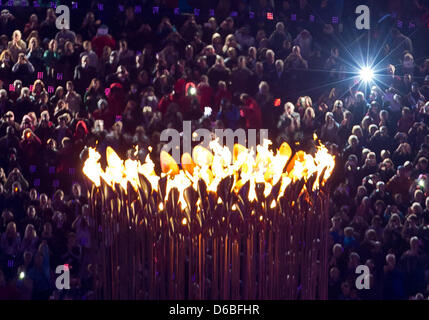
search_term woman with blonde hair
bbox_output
[27,111,37,127]
[8,30,27,62]
[0,49,12,83]
[31,79,46,98]
[42,39,59,77]
[21,224,39,255]
[26,36,44,71]
[296,95,312,117]
[321,112,339,144]
[84,78,105,113]
[212,32,223,55]
[222,34,240,55]
[302,106,316,136]
[332,100,344,123]
[0,221,21,257]
[351,125,364,142]
[99,45,113,79]
[25,30,41,44]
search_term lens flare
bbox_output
[359,66,374,82]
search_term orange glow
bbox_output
[83,139,335,204]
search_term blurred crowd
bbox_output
[0,0,429,299]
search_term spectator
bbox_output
[91,25,115,58]
[73,56,96,95]
[8,30,27,63]
[63,81,82,115]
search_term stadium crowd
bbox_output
[0,0,429,299]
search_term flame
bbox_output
[83,139,335,204]
[83,148,102,187]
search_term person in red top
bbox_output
[158,78,191,115]
[239,93,262,129]
[92,99,113,128]
[74,120,88,140]
[107,82,125,119]
[397,107,414,133]
[386,165,412,203]
[213,80,232,112]
[197,75,213,111]
[20,128,42,160]
[91,25,116,58]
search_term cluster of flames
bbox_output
[83,137,335,210]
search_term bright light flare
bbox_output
[188,87,197,95]
[359,66,374,83]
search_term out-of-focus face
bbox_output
[24,223,34,241]
[197,58,206,69]
[126,7,134,20]
[292,46,300,55]
[50,40,57,51]
[2,52,10,62]
[6,113,14,123]
[30,14,37,23]
[386,254,395,267]
[13,31,20,42]
[7,222,16,233]
[333,245,342,258]
[285,103,293,114]
[266,52,274,64]
[81,56,89,68]
[136,54,143,65]
[43,222,52,234]
[207,46,215,55]
[47,8,55,19]
[66,42,73,52]
[72,184,81,197]
[368,154,376,166]
[40,194,48,205]
[30,188,37,200]
[248,47,256,58]
[27,206,36,218]
[18,54,25,64]
[24,252,32,264]
[88,12,95,23]
[109,52,117,63]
